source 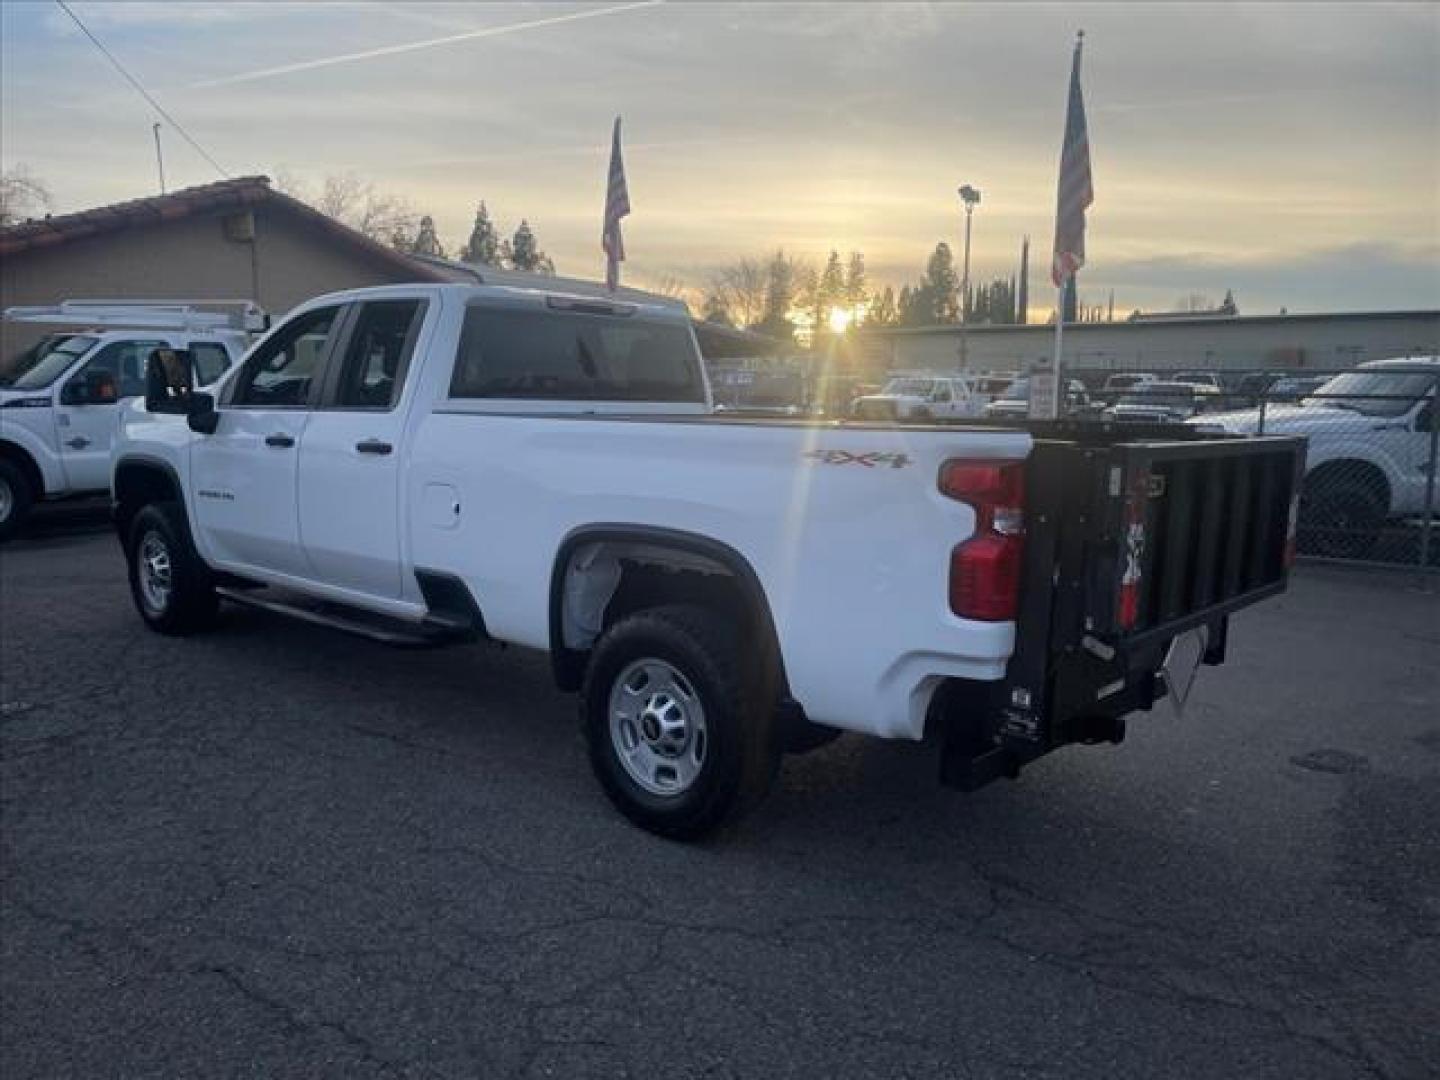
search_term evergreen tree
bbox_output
[923,242,960,323]
[755,249,798,343]
[813,250,845,334]
[459,201,500,265]
[868,286,897,327]
[509,220,540,271]
[844,252,868,308]
[411,215,445,258]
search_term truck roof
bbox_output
[300,282,692,324]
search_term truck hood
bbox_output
[1189,405,1400,437]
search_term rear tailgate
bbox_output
[992,425,1306,755]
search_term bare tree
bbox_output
[707,257,769,329]
[276,169,419,246]
[0,166,52,227]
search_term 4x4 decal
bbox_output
[803,450,913,469]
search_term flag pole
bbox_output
[1052,280,1065,414]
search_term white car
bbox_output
[111,283,1302,838]
[1191,356,1438,557]
[0,301,256,540]
[851,374,988,421]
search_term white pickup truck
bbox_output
[1191,357,1438,557]
[112,283,1305,837]
[0,301,256,540]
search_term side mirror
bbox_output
[145,348,218,433]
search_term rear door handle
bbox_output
[355,438,393,455]
[265,433,295,448]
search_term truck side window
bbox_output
[231,306,340,408]
[450,307,703,402]
[189,342,231,386]
[333,300,424,410]
[73,339,164,399]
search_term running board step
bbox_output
[215,586,473,647]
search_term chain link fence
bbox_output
[1076,365,1439,573]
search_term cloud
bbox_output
[189,0,663,89]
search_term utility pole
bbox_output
[1017,235,1029,326]
[152,122,166,195]
[957,183,981,370]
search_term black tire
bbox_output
[126,502,218,634]
[1298,478,1385,559]
[0,458,33,543]
[582,604,780,840]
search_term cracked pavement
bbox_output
[2,509,1437,1078]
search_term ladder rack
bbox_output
[3,299,268,334]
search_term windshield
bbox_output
[1303,370,1435,417]
[5,335,98,390]
[882,378,936,397]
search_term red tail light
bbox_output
[940,460,1026,621]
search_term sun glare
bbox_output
[827,307,852,333]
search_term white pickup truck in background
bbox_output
[850,373,1008,422]
[0,301,256,540]
[111,283,1305,838]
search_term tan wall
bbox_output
[1,205,412,371]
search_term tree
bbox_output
[701,293,734,326]
[923,242,960,323]
[844,251,868,309]
[899,284,932,327]
[1173,293,1215,313]
[278,170,418,245]
[410,215,445,258]
[0,166,51,227]
[755,248,800,343]
[459,201,500,265]
[868,286,897,328]
[813,250,845,334]
[507,220,553,273]
[708,257,769,329]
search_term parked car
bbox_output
[1103,372,1157,392]
[983,377,1091,419]
[1191,356,1438,557]
[851,374,988,421]
[112,282,1304,838]
[1108,380,1218,423]
[1173,371,1225,392]
[0,300,257,540]
[1264,375,1328,403]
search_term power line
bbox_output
[54,0,229,180]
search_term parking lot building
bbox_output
[860,308,1439,377]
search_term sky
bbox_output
[2,1,1438,317]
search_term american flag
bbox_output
[603,116,630,291]
[1051,34,1093,288]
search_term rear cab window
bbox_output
[449,305,703,403]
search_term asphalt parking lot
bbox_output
[2,508,1437,1079]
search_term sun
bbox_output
[827,307,852,334]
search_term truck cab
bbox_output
[0,300,257,540]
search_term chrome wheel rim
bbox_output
[0,477,12,524]
[138,531,173,614]
[608,658,708,796]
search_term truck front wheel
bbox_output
[0,459,33,543]
[126,503,218,634]
[582,604,780,840]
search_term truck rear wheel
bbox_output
[0,459,33,543]
[582,604,780,840]
[126,502,218,635]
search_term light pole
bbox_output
[957,184,981,370]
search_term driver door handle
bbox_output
[355,438,393,455]
[65,436,91,450]
[264,433,295,448]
